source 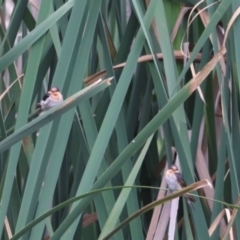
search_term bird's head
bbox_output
[48,87,62,100]
[170,165,179,171]
[50,86,60,92]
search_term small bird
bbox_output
[36,87,63,114]
[165,165,195,207]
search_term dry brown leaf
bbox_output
[153,201,171,240]
[221,196,240,240]
[4,217,12,239]
[223,209,234,240]
[168,197,180,240]
[183,42,206,104]
[223,7,240,47]
[29,0,39,10]
[145,0,161,43]
[0,74,24,102]
[85,47,225,95]
[146,164,168,240]
[84,51,205,86]
[83,212,98,228]
[171,7,192,42]
[189,47,226,94]
[44,213,98,240]
[102,18,117,59]
[195,148,214,209]
[198,9,226,77]
[84,70,107,86]
[208,209,226,236]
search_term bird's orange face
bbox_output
[48,87,62,100]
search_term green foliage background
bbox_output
[0,0,239,239]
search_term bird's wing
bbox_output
[36,93,50,109]
[175,172,196,203]
[42,93,50,101]
[175,172,187,187]
[186,194,196,202]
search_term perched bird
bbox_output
[36,87,63,114]
[165,165,195,207]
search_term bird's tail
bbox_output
[185,194,195,209]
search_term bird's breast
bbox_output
[165,172,180,191]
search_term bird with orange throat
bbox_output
[165,165,195,207]
[37,87,63,115]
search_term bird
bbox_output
[36,87,63,114]
[165,165,195,207]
